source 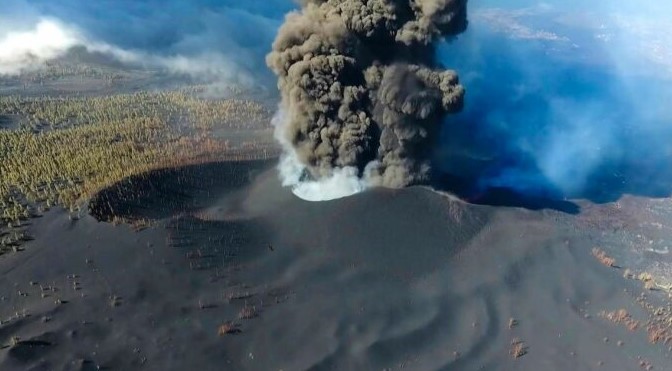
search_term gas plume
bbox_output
[267,0,468,200]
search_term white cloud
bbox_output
[0,18,81,74]
[0,16,255,86]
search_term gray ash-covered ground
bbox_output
[2,160,672,370]
[575,197,672,287]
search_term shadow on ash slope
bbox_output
[1,160,671,370]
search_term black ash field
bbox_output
[2,158,672,370]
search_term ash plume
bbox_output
[267,0,468,199]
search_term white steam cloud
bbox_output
[0,17,254,86]
[0,19,79,74]
[271,110,369,202]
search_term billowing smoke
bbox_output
[267,0,468,201]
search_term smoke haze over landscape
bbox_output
[435,1,672,205]
[3,0,672,203]
[0,0,294,86]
